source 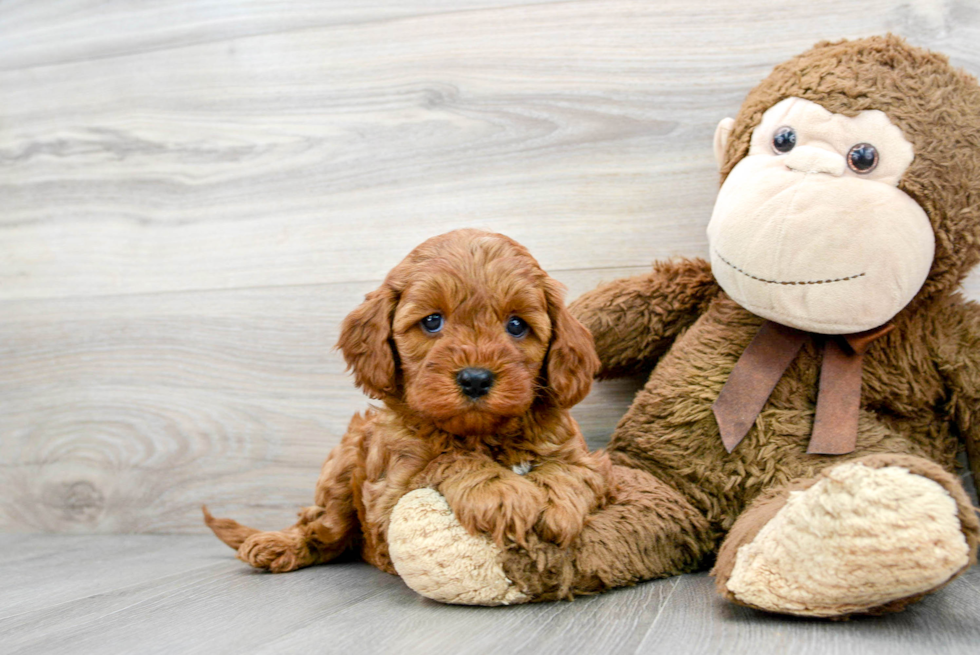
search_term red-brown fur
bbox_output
[204,229,608,574]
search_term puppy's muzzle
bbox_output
[456,368,495,399]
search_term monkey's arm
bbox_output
[936,298,980,486]
[569,258,719,379]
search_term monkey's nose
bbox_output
[456,368,495,399]
[784,145,846,177]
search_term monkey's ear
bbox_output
[713,117,735,170]
[336,285,398,399]
[543,278,601,409]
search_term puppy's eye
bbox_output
[772,126,796,154]
[420,314,444,334]
[506,317,528,338]
[847,143,878,173]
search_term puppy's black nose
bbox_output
[456,368,494,399]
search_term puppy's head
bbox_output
[336,229,599,435]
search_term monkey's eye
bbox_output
[772,126,796,154]
[847,143,878,173]
[420,314,444,333]
[506,317,529,338]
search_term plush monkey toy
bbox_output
[387,35,980,617]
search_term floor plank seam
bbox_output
[631,577,682,654]
[0,0,584,76]
[69,564,245,629]
[0,560,238,623]
[0,265,652,306]
[245,583,399,652]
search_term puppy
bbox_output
[204,229,609,576]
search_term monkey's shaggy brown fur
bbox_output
[204,229,623,575]
[490,36,980,614]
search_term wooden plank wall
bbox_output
[2,0,979,533]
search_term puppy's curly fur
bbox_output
[204,229,609,574]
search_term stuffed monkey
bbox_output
[387,35,980,617]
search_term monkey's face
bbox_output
[707,98,934,334]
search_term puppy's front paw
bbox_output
[237,531,313,573]
[537,502,586,549]
[445,475,546,548]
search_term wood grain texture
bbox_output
[2,534,980,654]
[2,0,980,532]
[0,270,646,531]
[639,572,980,655]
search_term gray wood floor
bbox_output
[3,534,980,655]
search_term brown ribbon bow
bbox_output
[712,320,894,455]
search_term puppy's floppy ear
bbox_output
[543,278,601,408]
[336,284,398,399]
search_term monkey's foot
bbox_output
[716,460,974,617]
[388,488,528,606]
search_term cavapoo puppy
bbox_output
[204,229,610,584]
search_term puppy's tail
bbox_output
[202,505,260,550]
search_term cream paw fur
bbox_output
[388,488,528,606]
[724,462,971,617]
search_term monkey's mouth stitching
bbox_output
[715,251,866,286]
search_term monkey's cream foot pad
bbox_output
[725,463,971,617]
[388,488,528,606]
